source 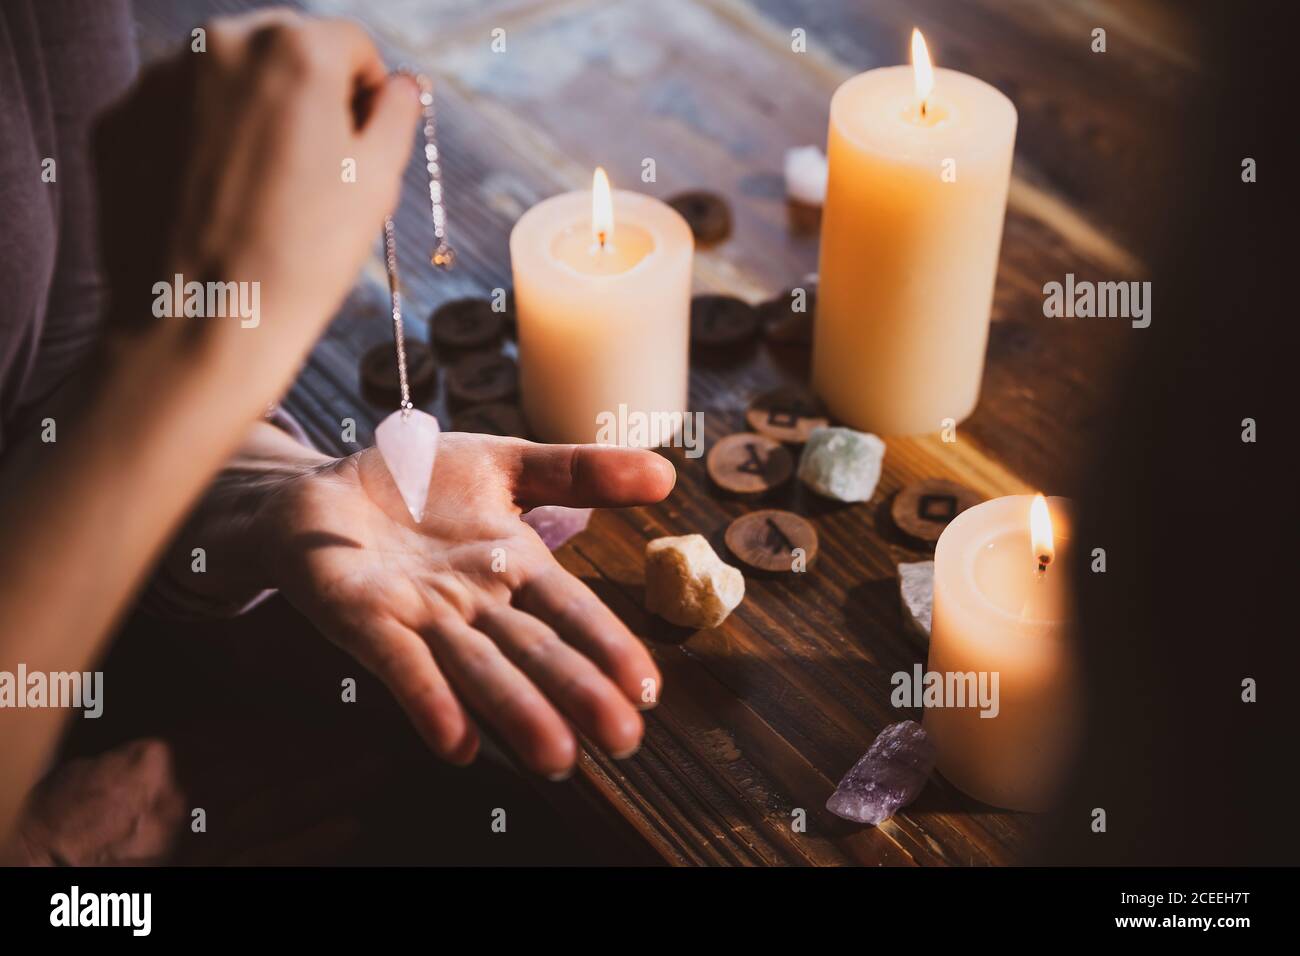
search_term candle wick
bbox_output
[597,230,608,250]
[920,98,928,118]
[1037,554,1052,574]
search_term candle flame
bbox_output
[592,166,614,249]
[1030,494,1055,573]
[911,28,934,113]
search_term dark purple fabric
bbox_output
[0,0,136,454]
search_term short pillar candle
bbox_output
[924,494,1079,812]
[511,169,693,445]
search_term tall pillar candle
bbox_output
[923,494,1079,812]
[511,169,693,445]
[813,31,1017,435]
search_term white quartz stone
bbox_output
[645,534,744,629]
[898,560,935,640]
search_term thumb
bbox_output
[509,443,677,510]
[356,73,422,188]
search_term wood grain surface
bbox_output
[131,0,1186,865]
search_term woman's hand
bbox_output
[95,9,420,413]
[259,436,676,778]
[0,10,421,849]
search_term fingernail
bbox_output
[547,768,573,782]
[612,743,641,760]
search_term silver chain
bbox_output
[382,215,413,412]
[382,70,454,418]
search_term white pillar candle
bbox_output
[511,169,693,445]
[813,29,1017,435]
[923,494,1079,812]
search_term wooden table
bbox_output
[134,0,1197,865]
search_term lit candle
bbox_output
[511,168,693,444]
[923,494,1079,811]
[813,29,1017,435]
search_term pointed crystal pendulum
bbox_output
[376,406,440,523]
[374,72,455,524]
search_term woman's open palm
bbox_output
[262,434,674,778]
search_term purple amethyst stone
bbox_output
[826,720,936,825]
[522,506,593,550]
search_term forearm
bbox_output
[0,325,283,841]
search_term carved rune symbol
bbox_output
[737,442,767,475]
[767,406,801,428]
[763,517,794,554]
[918,493,959,523]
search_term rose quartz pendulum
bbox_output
[374,71,454,524]
[376,408,440,523]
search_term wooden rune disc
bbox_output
[360,341,437,405]
[758,288,816,345]
[430,298,504,350]
[446,352,518,406]
[667,190,732,245]
[691,295,759,349]
[891,479,984,544]
[451,403,528,438]
[745,386,829,445]
[725,509,819,573]
[706,432,794,494]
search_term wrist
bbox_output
[244,458,327,594]
[150,427,335,617]
[102,285,310,433]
